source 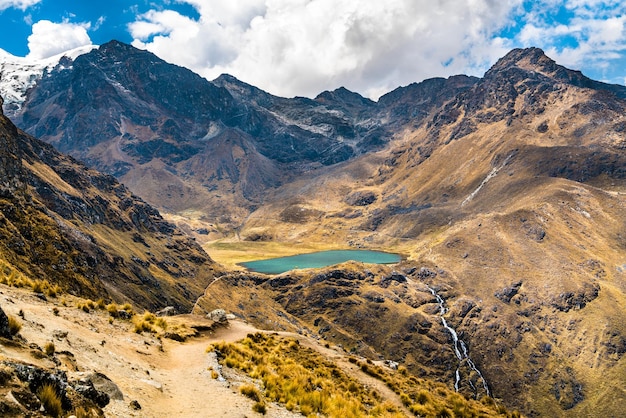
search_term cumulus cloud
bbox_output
[128,0,626,98]
[130,0,523,99]
[517,1,626,79]
[27,20,92,59]
[0,0,40,11]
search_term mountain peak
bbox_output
[487,47,562,78]
[484,46,626,99]
[315,87,374,107]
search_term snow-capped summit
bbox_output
[0,44,97,115]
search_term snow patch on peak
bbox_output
[0,45,98,115]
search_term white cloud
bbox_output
[27,20,92,59]
[517,1,626,74]
[129,0,524,99]
[127,0,626,98]
[0,0,40,11]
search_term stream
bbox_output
[427,285,491,398]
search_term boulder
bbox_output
[156,306,177,317]
[0,305,12,338]
[73,378,110,407]
[207,309,228,324]
[79,372,124,401]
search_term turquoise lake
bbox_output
[239,250,402,274]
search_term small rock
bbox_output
[140,378,163,391]
[129,400,142,410]
[207,309,228,324]
[0,305,12,338]
[52,330,68,340]
[156,306,176,317]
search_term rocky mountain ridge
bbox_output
[201,47,626,417]
[6,41,477,232]
[0,97,220,311]
[2,42,626,417]
[0,45,96,115]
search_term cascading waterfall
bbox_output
[427,285,491,398]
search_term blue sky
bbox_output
[0,0,625,99]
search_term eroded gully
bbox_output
[426,285,491,399]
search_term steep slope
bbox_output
[10,41,474,235]
[0,97,220,311]
[223,48,626,417]
[0,45,96,116]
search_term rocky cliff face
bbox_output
[0,103,221,311]
[11,41,471,232]
[7,43,626,416]
[222,48,626,417]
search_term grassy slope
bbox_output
[196,84,626,416]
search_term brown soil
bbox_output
[0,284,409,417]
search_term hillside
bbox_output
[3,43,626,417]
[8,41,475,235]
[221,48,626,416]
[0,283,516,417]
[0,98,220,312]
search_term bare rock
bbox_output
[345,191,377,206]
[0,305,12,339]
[207,309,228,324]
[495,281,523,303]
[73,378,110,407]
[80,372,123,401]
[156,306,177,317]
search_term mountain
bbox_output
[0,95,221,312]
[5,41,626,416]
[227,47,626,416]
[0,45,96,115]
[6,41,475,235]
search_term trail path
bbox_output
[0,285,409,417]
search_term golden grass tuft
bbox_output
[211,332,516,417]
[0,262,63,298]
[44,341,56,356]
[240,384,262,402]
[106,302,134,319]
[37,384,63,417]
[7,315,21,336]
[132,311,168,334]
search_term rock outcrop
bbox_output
[0,106,221,311]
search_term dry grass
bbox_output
[0,262,63,298]
[209,332,518,417]
[44,341,56,356]
[132,311,168,334]
[7,315,21,336]
[37,384,63,417]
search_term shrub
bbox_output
[7,315,21,336]
[96,298,106,310]
[240,384,261,402]
[252,401,266,415]
[31,280,44,294]
[37,384,63,417]
[44,341,55,356]
[46,284,61,298]
[106,303,119,318]
[415,389,431,405]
